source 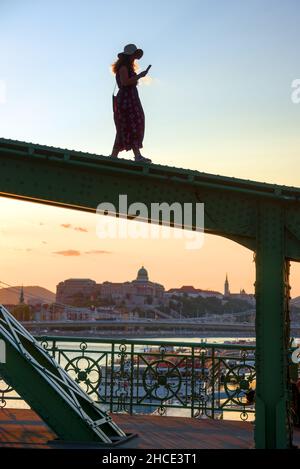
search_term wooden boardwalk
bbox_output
[0,409,299,449]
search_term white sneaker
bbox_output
[134,155,152,163]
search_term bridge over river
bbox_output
[21,319,300,338]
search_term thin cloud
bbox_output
[53,249,110,256]
[84,250,111,255]
[53,250,81,256]
[60,223,88,232]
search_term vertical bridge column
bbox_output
[255,202,291,448]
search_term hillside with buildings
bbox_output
[0,268,258,323]
[2,268,299,325]
[52,268,256,321]
[0,285,55,305]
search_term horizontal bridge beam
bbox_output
[1,138,300,258]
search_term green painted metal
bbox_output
[1,137,300,448]
[0,305,130,445]
[1,335,257,419]
[1,137,300,258]
[254,203,291,448]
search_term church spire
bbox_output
[224,274,230,297]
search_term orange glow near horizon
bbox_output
[1,196,300,298]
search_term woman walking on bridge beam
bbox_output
[110,44,152,163]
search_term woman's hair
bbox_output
[111,54,138,75]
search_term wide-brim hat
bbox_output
[118,43,143,59]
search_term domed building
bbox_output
[56,267,165,309]
[130,266,164,305]
[135,266,149,283]
[99,266,164,307]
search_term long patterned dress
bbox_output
[112,65,145,152]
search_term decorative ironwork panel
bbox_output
[0,337,262,421]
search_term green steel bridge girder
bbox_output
[0,305,130,445]
[1,137,300,258]
[0,137,300,449]
[255,203,292,449]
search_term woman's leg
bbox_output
[132,145,152,163]
[132,145,142,158]
[110,145,119,158]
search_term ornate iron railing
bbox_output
[0,336,259,420]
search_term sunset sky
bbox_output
[1,0,300,296]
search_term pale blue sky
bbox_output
[1,0,300,182]
[1,1,300,295]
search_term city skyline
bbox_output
[0,258,298,302]
[0,264,251,296]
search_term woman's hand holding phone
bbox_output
[139,65,152,78]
